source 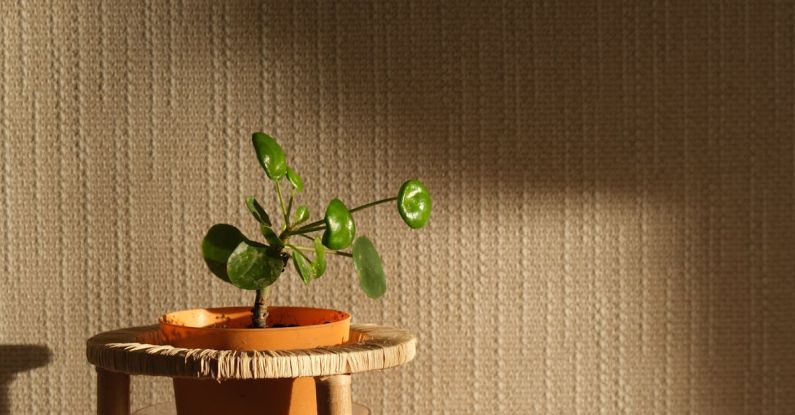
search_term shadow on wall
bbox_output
[222,2,794,412]
[7,1,786,413]
[0,345,51,414]
[150,1,790,412]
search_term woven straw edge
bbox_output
[86,324,415,380]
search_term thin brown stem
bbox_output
[251,286,271,328]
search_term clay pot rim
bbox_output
[159,305,351,333]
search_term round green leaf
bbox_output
[312,237,326,278]
[293,205,309,226]
[322,198,356,250]
[352,236,386,299]
[245,196,271,226]
[227,241,284,290]
[201,224,247,283]
[286,166,304,192]
[292,250,314,284]
[397,179,432,229]
[252,132,287,180]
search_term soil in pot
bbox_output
[158,306,351,415]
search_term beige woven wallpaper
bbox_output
[1,1,794,414]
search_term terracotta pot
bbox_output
[158,306,351,415]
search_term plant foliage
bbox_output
[201,132,432,300]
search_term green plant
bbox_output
[201,132,432,328]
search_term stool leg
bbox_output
[315,374,352,415]
[96,368,130,415]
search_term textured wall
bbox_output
[1,1,794,414]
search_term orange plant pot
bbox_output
[158,306,351,415]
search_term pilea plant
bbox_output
[201,132,432,328]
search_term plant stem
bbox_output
[289,197,399,235]
[292,219,324,232]
[294,233,315,242]
[251,286,271,328]
[286,192,294,221]
[296,225,326,233]
[288,244,315,252]
[275,181,289,230]
[282,225,324,238]
[349,196,397,213]
[288,244,352,257]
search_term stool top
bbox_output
[86,324,415,380]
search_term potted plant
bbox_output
[158,132,432,415]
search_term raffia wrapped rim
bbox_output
[86,324,415,380]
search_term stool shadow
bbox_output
[0,345,51,415]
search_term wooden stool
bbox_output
[86,324,416,415]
